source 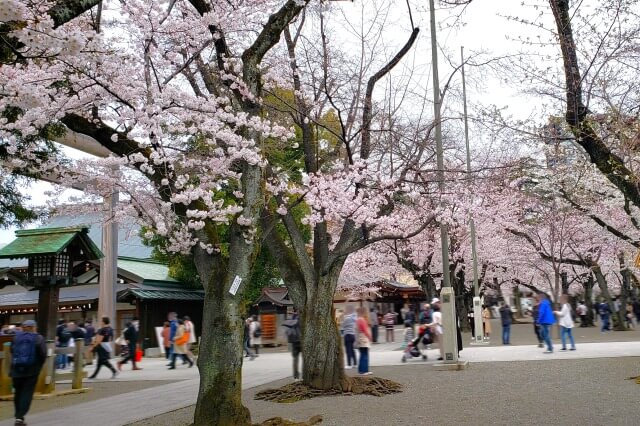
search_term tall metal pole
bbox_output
[461,46,486,344]
[430,0,459,365]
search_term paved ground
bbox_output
[1,321,639,425]
[132,357,640,426]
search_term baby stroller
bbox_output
[401,325,432,362]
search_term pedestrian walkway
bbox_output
[2,339,639,426]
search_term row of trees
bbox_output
[1,0,640,424]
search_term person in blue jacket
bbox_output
[536,293,556,353]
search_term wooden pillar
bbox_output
[72,338,84,389]
[37,286,60,341]
[0,342,11,397]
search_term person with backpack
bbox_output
[284,313,302,380]
[88,317,118,379]
[10,319,46,426]
[249,315,262,356]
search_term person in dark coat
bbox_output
[117,318,142,371]
[532,297,544,348]
[10,320,47,426]
[88,317,117,379]
[499,302,513,345]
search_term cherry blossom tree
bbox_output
[1,1,309,424]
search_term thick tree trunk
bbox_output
[417,274,436,302]
[453,267,471,332]
[194,272,250,426]
[301,267,346,390]
[619,253,631,330]
[514,288,523,319]
[192,162,263,425]
[593,265,625,331]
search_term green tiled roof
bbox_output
[0,226,103,260]
[119,288,204,301]
[117,257,178,283]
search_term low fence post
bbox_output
[72,338,84,389]
[36,340,56,395]
[0,342,11,397]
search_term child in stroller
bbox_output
[401,325,432,362]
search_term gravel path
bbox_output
[129,357,640,426]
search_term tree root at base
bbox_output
[254,376,403,403]
[625,375,640,384]
[254,415,323,425]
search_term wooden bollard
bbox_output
[0,342,11,397]
[36,340,55,395]
[72,338,84,389]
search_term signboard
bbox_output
[155,326,165,354]
[229,275,242,295]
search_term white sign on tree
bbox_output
[229,275,242,295]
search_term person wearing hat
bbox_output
[10,320,47,426]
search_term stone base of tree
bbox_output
[254,376,403,403]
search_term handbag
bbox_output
[175,331,190,345]
[115,334,126,346]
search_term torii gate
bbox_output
[6,129,120,325]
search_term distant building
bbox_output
[0,213,203,350]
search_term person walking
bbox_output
[162,321,171,360]
[499,302,513,345]
[532,298,544,347]
[341,305,357,369]
[243,318,256,360]
[598,300,611,332]
[183,316,196,363]
[249,315,262,356]
[554,295,576,351]
[284,313,302,380]
[402,320,414,349]
[84,319,95,365]
[356,307,372,375]
[536,293,556,353]
[10,320,46,426]
[88,317,118,379]
[633,299,640,329]
[383,310,397,343]
[369,307,379,343]
[167,312,178,363]
[55,319,71,369]
[168,319,194,369]
[482,305,492,340]
[426,299,444,361]
[576,301,588,327]
[419,304,432,325]
[117,317,142,371]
